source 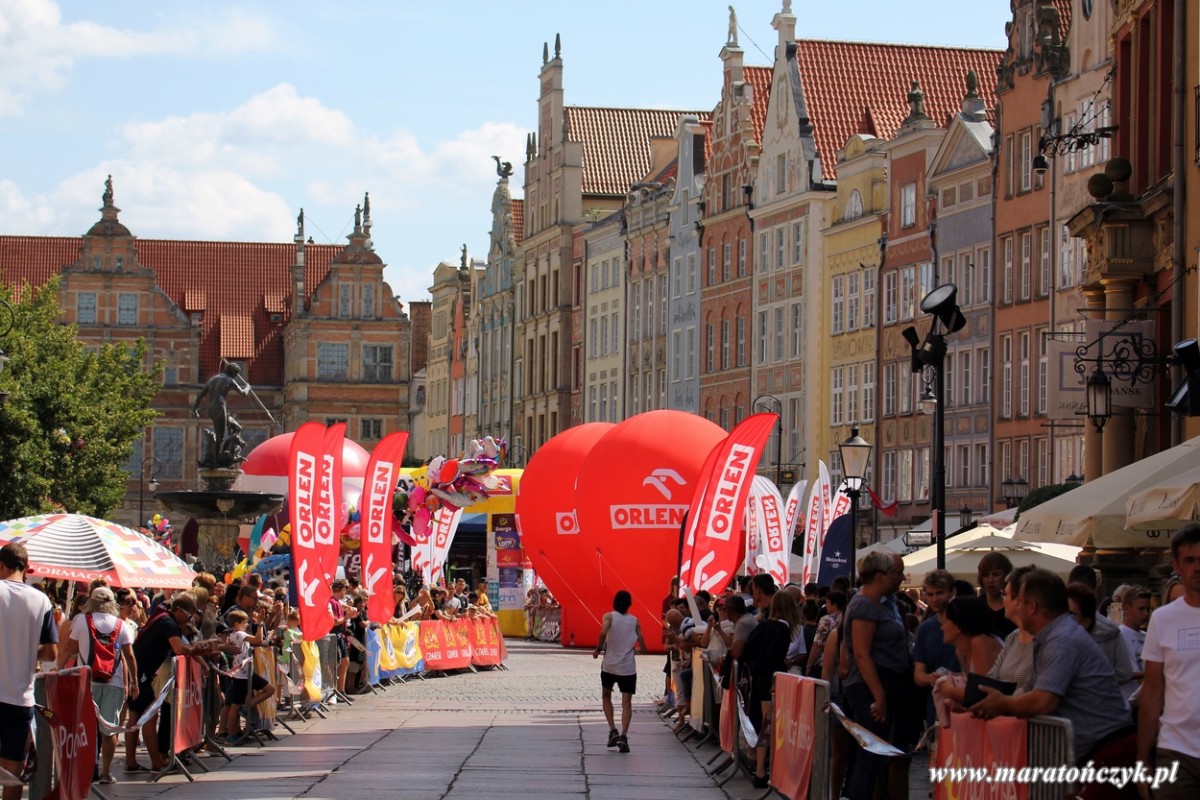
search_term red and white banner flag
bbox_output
[361,431,410,624]
[799,472,825,586]
[782,479,808,568]
[413,505,463,585]
[679,412,777,593]
[748,476,788,586]
[318,423,346,584]
[290,422,334,640]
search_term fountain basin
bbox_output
[155,491,285,519]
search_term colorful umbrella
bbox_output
[0,513,197,589]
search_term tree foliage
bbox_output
[1014,482,1079,521]
[0,281,160,519]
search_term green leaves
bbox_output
[0,280,159,519]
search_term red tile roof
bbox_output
[744,66,774,145]
[0,234,339,386]
[511,198,524,247]
[565,107,711,196]
[184,288,206,311]
[1049,0,1072,41]
[794,39,1003,178]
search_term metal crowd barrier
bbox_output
[1027,715,1075,800]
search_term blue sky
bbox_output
[0,0,1009,304]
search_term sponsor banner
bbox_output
[290,422,335,640]
[366,627,382,685]
[318,424,346,583]
[252,646,277,728]
[468,618,505,667]
[497,548,522,567]
[493,514,520,548]
[720,681,736,754]
[299,640,323,702]
[799,472,826,586]
[782,479,808,557]
[744,484,763,575]
[498,567,521,586]
[420,620,473,671]
[934,713,1028,800]
[680,412,778,593]
[412,506,463,586]
[173,656,205,753]
[750,476,788,585]
[41,668,97,800]
[817,515,853,585]
[771,673,817,800]
[384,621,425,674]
[361,431,410,624]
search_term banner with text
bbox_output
[172,656,204,753]
[361,431,410,623]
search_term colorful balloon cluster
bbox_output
[399,436,507,540]
[143,513,172,545]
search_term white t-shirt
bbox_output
[1141,598,1200,759]
[70,612,135,689]
[0,580,56,706]
[1119,624,1145,671]
[229,629,254,678]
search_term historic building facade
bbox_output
[624,162,675,418]
[578,211,624,423]
[666,115,708,414]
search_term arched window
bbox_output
[845,189,864,220]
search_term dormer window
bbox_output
[845,190,864,221]
[114,256,124,271]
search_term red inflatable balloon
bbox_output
[574,411,725,652]
[516,422,615,649]
[242,431,370,479]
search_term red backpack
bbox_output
[85,614,123,683]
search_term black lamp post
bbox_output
[1064,473,1083,488]
[1001,477,1029,508]
[138,456,161,531]
[839,426,871,585]
[959,505,973,529]
[508,443,529,468]
[753,394,784,487]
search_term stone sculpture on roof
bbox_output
[727,6,738,46]
[102,175,113,206]
[492,155,514,178]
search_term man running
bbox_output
[593,590,647,753]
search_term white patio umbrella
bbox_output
[1016,435,1200,548]
[902,531,1080,586]
[1124,461,1200,531]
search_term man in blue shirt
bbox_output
[913,569,961,726]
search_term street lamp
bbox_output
[1001,477,1029,509]
[508,443,529,468]
[138,456,161,532]
[959,505,973,529]
[753,394,783,487]
[1064,473,1083,488]
[839,426,871,585]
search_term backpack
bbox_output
[85,614,123,684]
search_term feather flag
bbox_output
[782,479,808,567]
[360,431,410,624]
[748,476,788,586]
[289,422,333,641]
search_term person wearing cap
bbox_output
[58,587,136,785]
[0,543,58,800]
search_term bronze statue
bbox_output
[191,363,251,468]
[102,175,113,206]
[492,155,514,178]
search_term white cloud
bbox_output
[0,0,279,116]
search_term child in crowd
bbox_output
[220,609,274,741]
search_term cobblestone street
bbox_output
[99,640,756,800]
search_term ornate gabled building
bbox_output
[666,115,710,415]
[519,34,703,452]
[425,257,473,459]
[699,12,771,434]
[474,165,523,453]
[1,180,418,527]
[577,210,624,423]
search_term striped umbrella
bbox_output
[0,513,197,589]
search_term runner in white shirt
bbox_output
[593,590,647,754]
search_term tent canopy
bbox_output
[902,525,1080,587]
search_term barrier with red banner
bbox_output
[419,619,473,670]
[172,656,205,753]
[934,713,1029,800]
[771,673,818,800]
[40,667,97,800]
[468,617,502,667]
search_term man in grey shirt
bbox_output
[972,568,1131,763]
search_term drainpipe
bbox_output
[1171,0,1186,447]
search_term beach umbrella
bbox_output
[0,513,197,589]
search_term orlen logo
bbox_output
[555,511,579,535]
[610,468,689,530]
[642,468,686,500]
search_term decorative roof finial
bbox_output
[460,244,469,271]
[363,192,371,222]
[904,80,929,123]
[543,42,549,65]
[782,0,792,12]
[296,209,305,240]
[554,33,561,59]
[727,6,738,46]
[102,175,113,207]
[965,70,980,100]
[354,203,362,231]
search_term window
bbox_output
[758,311,768,362]
[738,239,746,277]
[776,153,787,194]
[758,233,769,272]
[673,257,683,297]
[977,246,992,303]
[705,324,714,372]
[792,221,805,265]
[775,228,785,269]
[1020,131,1032,192]
[882,451,897,499]
[720,319,730,369]
[862,361,875,422]
[1039,227,1051,296]
[773,308,784,360]
[977,443,989,488]
[153,427,184,480]
[831,367,844,426]
[883,363,897,417]
[611,312,619,354]
[901,183,917,227]
[632,285,641,338]
[917,448,930,500]
[318,343,350,381]
[360,419,383,440]
[1020,232,1032,300]
[978,345,991,403]
[600,316,609,355]
[900,267,916,321]
[589,319,597,358]
[118,293,137,326]
[722,243,732,282]
[959,253,973,307]
[790,304,801,358]
[1038,329,1048,414]
[1002,237,1014,304]
[363,345,393,382]
[1005,134,1015,197]
[707,247,716,285]
[658,275,668,335]
[737,315,747,366]
[77,292,96,324]
[847,273,860,332]
[883,272,898,324]
[1000,335,1013,418]
[687,253,697,293]
[339,284,352,317]
[862,269,876,328]
[686,327,696,378]
[1018,439,1030,482]
[672,331,682,380]
[961,350,972,405]
[831,275,845,334]
[959,445,971,488]
[1064,112,1078,172]
[898,367,912,415]
[945,352,955,407]
[845,189,863,220]
[846,365,859,425]
[1019,332,1031,416]
[919,261,935,303]
[898,449,914,502]
[362,284,375,318]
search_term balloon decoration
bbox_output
[573,411,725,652]
[397,437,507,540]
[516,422,615,650]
